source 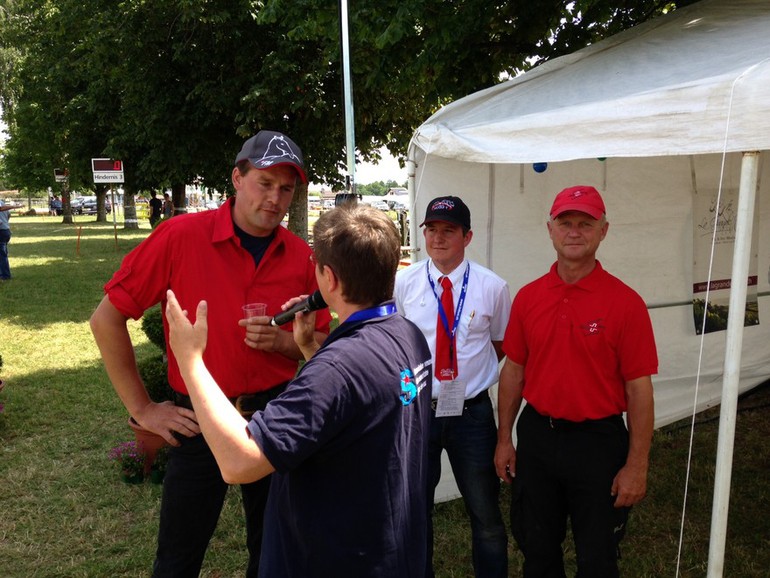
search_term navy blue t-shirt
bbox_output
[247,305,432,577]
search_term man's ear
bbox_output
[322,265,338,293]
[231,166,242,189]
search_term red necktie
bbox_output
[435,276,458,381]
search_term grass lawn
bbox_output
[1,214,769,577]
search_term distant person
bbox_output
[149,191,163,227]
[165,203,432,576]
[162,193,174,220]
[90,130,331,576]
[395,195,510,577]
[495,185,657,577]
[0,199,24,281]
[49,195,59,216]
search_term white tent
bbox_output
[407,0,770,571]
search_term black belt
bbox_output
[525,403,623,431]
[173,381,288,418]
[431,389,489,412]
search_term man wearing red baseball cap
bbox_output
[495,185,657,577]
[91,130,331,577]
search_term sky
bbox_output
[354,148,408,185]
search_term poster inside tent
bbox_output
[692,188,759,334]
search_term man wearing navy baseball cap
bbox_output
[495,185,657,577]
[396,195,511,577]
[234,130,307,184]
[91,130,331,576]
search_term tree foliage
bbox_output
[0,0,695,206]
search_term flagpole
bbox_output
[340,0,356,196]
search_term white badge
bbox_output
[435,379,466,417]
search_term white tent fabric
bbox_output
[407,0,770,503]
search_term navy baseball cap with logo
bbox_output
[235,130,308,184]
[420,196,471,230]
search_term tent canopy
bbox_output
[408,0,770,437]
[411,0,770,164]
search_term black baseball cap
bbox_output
[235,130,307,184]
[420,196,471,230]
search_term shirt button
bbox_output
[563,298,568,303]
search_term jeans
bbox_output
[511,404,630,578]
[0,229,11,279]
[152,433,270,578]
[426,392,508,578]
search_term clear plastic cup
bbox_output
[242,303,267,319]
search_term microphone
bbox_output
[270,290,328,326]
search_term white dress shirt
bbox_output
[395,258,511,400]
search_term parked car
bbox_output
[70,196,86,214]
[74,195,111,215]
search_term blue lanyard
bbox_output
[427,261,470,345]
[345,301,397,324]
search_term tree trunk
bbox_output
[123,184,138,230]
[171,182,186,215]
[96,184,109,222]
[60,182,73,225]
[288,183,308,242]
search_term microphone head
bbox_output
[306,290,327,311]
[270,290,328,326]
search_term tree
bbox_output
[1,0,694,234]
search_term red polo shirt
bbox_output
[105,198,331,397]
[503,261,657,421]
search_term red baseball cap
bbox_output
[550,185,606,220]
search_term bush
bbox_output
[141,306,166,352]
[139,306,172,402]
[138,354,173,403]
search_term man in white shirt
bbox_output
[395,196,510,577]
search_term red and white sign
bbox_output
[91,158,124,183]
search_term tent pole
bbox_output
[407,157,418,263]
[706,151,760,578]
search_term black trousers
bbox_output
[152,433,269,577]
[511,404,630,578]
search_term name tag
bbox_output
[435,379,466,417]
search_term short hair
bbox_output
[312,204,401,306]
[235,159,253,175]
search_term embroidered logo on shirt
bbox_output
[580,318,605,336]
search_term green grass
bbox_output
[1,215,769,577]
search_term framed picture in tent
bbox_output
[692,187,760,334]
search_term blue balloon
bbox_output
[533,162,548,173]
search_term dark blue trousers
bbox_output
[426,393,508,577]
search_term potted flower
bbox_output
[109,440,146,484]
[149,445,169,484]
